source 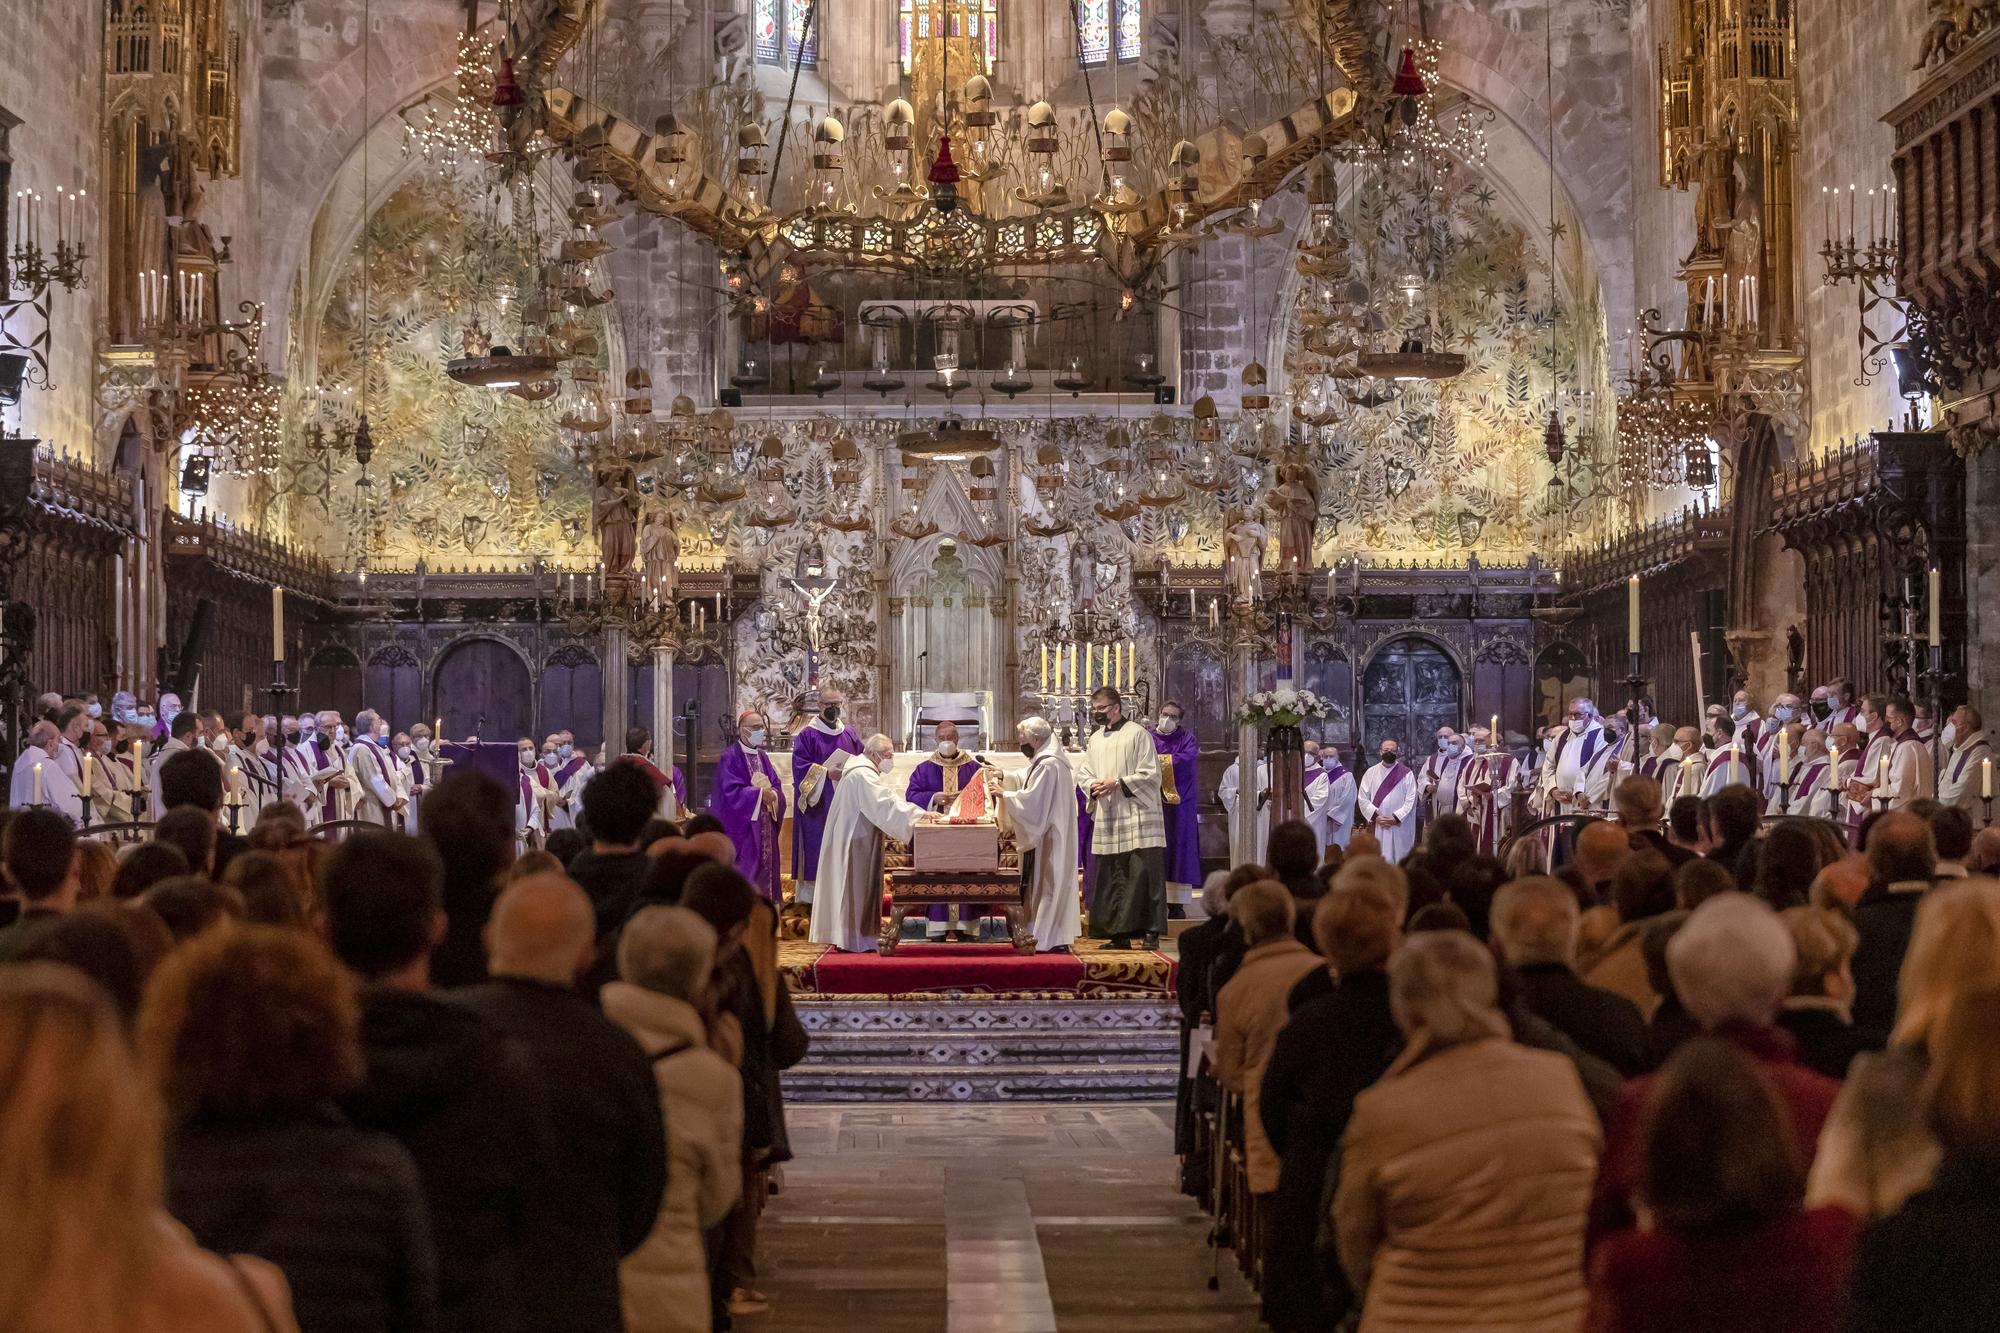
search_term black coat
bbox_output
[1848,1153,2000,1333]
[1256,969,1402,1331]
[455,977,669,1333]
[166,1103,438,1333]
[714,949,808,1165]
[1174,915,1230,1028]
[1513,961,1652,1076]
[1850,884,1928,1047]
[339,987,556,1333]
[1630,828,1698,869]
[1775,1002,1865,1081]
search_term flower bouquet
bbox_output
[1236,685,1337,728]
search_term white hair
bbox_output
[1490,877,1580,967]
[1390,932,1511,1047]
[863,732,896,761]
[1667,891,1797,1030]
[618,906,718,1002]
[1019,716,1052,746]
[355,709,380,734]
[1200,868,1232,916]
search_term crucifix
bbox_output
[787,539,837,685]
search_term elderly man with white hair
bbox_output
[600,905,743,1333]
[1588,892,1844,1243]
[346,708,406,827]
[1536,695,1606,815]
[9,719,81,823]
[809,733,930,953]
[457,874,668,1332]
[995,716,1082,953]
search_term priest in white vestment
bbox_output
[1217,756,1269,865]
[1299,740,1336,860]
[810,736,929,953]
[1420,728,1465,822]
[1356,739,1418,862]
[1319,746,1358,851]
[1937,705,1992,815]
[10,722,82,824]
[346,710,406,827]
[997,717,1082,953]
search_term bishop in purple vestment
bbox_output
[1152,706,1201,896]
[713,708,787,903]
[791,697,863,902]
[906,722,988,936]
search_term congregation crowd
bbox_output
[1182,707,2000,1332]
[0,740,805,1333]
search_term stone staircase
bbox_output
[783,996,1183,1103]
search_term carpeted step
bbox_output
[781,1060,1181,1103]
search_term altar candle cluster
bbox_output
[1044,640,1138,693]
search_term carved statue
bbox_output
[1224,510,1268,604]
[592,465,640,575]
[638,506,679,596]
[1720,153,1766,326]
[786,578,838,654]
[1688,135,1737,261]
[1916,0,1997,70]
[1070,537,1098,609]
[1273,459,1321,569]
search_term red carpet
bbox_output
[780,941,1175,999]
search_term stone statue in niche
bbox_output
[1069,537,1098,610]
[593,464,639,575]
[1272,458,1321,570]
[1688,134,1737,261]
[1916,0,1998,70]
[1224,508,1267,604]
[638,506,679,596]
[1720,153,1765,329]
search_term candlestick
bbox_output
[272,585,285,662]
[1928,565,1941,647]
[1125,640,1135,687]
[1879,753,1891,800]
[1490,714,1500,745]
[1068,642,1077,690]
[1627,575,1640,652]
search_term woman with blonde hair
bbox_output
[0,962,295,1333]
[72,839,118,903]
[1809,878,2000,1217]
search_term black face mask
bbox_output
[1020,742,1036,758]
[1810,700,1831,721]
[1380,749,1397,766]
[1090,710,1109,729]
[284,728,300,743]
[242,730,258,745]
[821,706,840,724]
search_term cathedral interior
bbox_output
[0,0,1990,820]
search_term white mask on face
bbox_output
[746,728,767,748]
[1942,722,1959,750]
[1568,718,1587,736]
[541,751,558,767]
[86,702,101,719]
[519,750,535,769]
[877,754,894,775]
[334,725,348,743]
[1156,717,1178,735]
[937,740,959,758]
[559,742,573,759]
[397,744,414,759]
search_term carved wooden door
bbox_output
[1361,637,1461,759]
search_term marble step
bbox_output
[782,1060,1181,1103]
[799,1028,1180,1066]
[794,996,1181,1037]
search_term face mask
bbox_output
[559,742,573,759]
[96,738,115,758]
[821,705,841,724]
[1020,741,1037,758]
[396,744,413,759]
[1810,700,1830,721]
[1568,718,1587,735]
[241,729,258,746]
[1942,722,1959,750]
[86,702,101,719]
[520,750,535,769]
[334,725,348,743]
[1157,717,1178,735]
[541,752,558,767]
[1772,705,1794,722]
[1827,693,1843,710]
[937,740,959,758]
[1379,749,1396,766]
[1090,710,1108,729]
[136,713,155,727]
[746,728,767,748]
[209,734,230,752]
[160,706,179,726]
[284,727,301,743]
[414,737,431,752]
[1731,702,1747,720]
[876,755,894,775]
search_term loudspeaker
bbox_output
[719,388,743,407]
[0,352,26,405]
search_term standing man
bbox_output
[1536,697,1606,816]
[228,711,274,822]
[1846,694,1898,822]
[1152,703,1203,917]
[51,703,89,795]
[1881,696,1937,808]
[1077,687,1167,951]
[551,730,595,830]
[1755,693,1803,808]
[616,726,686,818]
[713,708,786,904]
[809,735,928,953]
[790,691,862,911]
[1217,755,1269,865]
[1787,728,1839,817]
[280,713,326,824]
[1420,726,1465,824]
[905,719,986,939]
[390,732,424,833]
[1355,737,1416,861]
[997,717,1082,953]
[1937,705,1992,815]
[9,721,81,823]
[1700,715,1758,796]
[347,710,405,828]
[1300,739,1336,862]
[148,712,200,819]
[315,710,352,822]
[1580,713,1633,810]
[1824,678,1860,728]
[517,736,561,844]
[1455,725,1517,855]
[1319,742,1358,852]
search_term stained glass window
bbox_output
[1077,0,1139,66]
[756,0,817,66]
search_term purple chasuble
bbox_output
[1154,725,1202,884]
[906,754,990,924]
[713,744,785,902]
[791,723,862,881]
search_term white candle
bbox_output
[229,765,244,806]
[1084,642,1094,693]
[1188,587,1196,617]
[1778,728,1790,784]
[1069,642,1077,690]
[31,762,43,804]
[272,586,285,662]
[1828,749,1842,793]
[82,751,94,794]
[1490,714,1500,744]
[1928,565,1941,647]
[1984,757,1993,800]
[1729,748,1740,785]
[1879,754,1891,796]
[1627,575,1640,652]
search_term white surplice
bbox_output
[1321,763,1358,850]
[1216,758,1269,865]
[10,745,82,824]
[1938,731,1993,813]
[998,738,1082,952]
[809,751,927,953]
[1300,766,1334,860]
[1355,760,1417,861]
[1421,749,1464,820]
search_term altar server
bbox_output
[998,717,1082,952]
[791,691,862,907]
[1152,703,1203,914]
[809,735,928,953]
[1420,726,1465,821]
[516,737,561,845]
[1076,687,1167,950]
[1880,696,1936,808]
[388,733,423,833]
[1356,737,1417,862]
[1454,726,1516,855]
[10,721,81,824]
[1937,705,1992,815]
[1217,756,1269,865]
[346,709,405,828]
[1317,743,1358,852]
[713,708,786,903]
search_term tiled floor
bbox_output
[740,1104,1260,1332]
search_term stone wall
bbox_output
[0,0,105,457]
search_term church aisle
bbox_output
[739,1105,1260,1332]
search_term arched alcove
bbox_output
[1360,635,1463,757]
[364,645,423,729]
[432,635,535,742]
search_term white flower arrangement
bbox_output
[1236,686,1336,727]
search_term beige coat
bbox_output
[602,982,744,1333]
[1212,937,1326,1193]
[1335,1035,1601,1333]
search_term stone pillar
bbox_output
[1234,642,1258,863]
[1968,446,2000,699]
[653,642,676,773]
[602,576,632,759]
